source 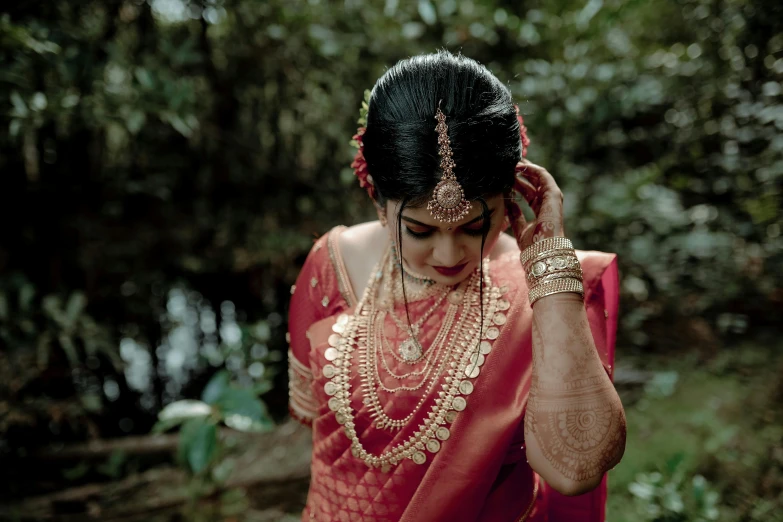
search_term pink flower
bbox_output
[350,126,376,200]
[515,105,530,157]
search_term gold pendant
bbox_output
[398,337,423,362]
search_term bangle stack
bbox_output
[520,237,584,306]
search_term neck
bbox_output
[391,244,435,286]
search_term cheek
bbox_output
[400,237,430,265]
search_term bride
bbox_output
[287,50,626,522]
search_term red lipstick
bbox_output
[432,263,467,276]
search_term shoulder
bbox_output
[338,221,388,299]
[338,220,388,257]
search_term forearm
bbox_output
[524,291,626,496]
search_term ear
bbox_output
[375,202,388,227]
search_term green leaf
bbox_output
[126,110,146,134]
[152,416,190,434]
[62,461,90,480]
[168,114,193,137]
[81,393,102,412]
[252,379,273,397]
[211,457,234,484]
[135,67,154,89]
[96,450,127,479]
[418,0,437,25]
[42,295,65,325]
[58,334,80,368]
[64,291,87,328]
[628,480,655,500]
[223,410,273,433]
[214,388,265,421]
[30,92,47,111]
[159,399,212,422]
[61,93,80,109]
[19,283,35,311]
[10,91,28,117]
[179,417,217,474]
[9,119,21,138]
[201,370,231,404]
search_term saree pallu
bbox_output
[288,226,619,522]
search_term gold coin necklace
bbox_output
[322,245,507,469]
[369,287,467,420]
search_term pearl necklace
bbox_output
[321,246,508,470]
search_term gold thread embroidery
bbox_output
[288,349,317,423]
[326,225,357,307]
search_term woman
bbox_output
[288,51,626,522]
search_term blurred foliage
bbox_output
[0,0,781,515]
[154,369,273,477]
[607,341,783,521]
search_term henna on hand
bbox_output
[524,295,626,490]
[510,159,565,251]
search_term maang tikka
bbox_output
[427,103,472,223]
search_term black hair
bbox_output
[363,50,520,365]
[362,50,521,207]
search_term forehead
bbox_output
[395,194,503,226]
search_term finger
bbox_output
[517,162,561,208]
[517,161,544,188]
[520,160,560,194]
[513,175,538,204]
[515,176,542,215]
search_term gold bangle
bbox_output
[523,248,576,271]
[525,254,582,284]
[528,277,584,306]
[531,270,584,287]
[519,237,573,266]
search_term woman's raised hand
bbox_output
[506,159,565,252]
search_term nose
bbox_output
[431,234,464,267]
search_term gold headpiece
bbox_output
[427,104,472,223]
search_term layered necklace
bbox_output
[379,249,450,364]
[321,245,510,470]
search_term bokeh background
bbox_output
[1,0,782,520]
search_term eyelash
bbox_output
[404,226,485,239]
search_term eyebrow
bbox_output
[401,208,496,228]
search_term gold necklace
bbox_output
[377,300,457,382]
[372,278,466,399]
[367,304,461,428]
[383,263,451,364]
[379,251,452,364]
[322,246,507,470]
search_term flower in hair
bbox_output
[349,89,376,200]
[349,127,376,200]
[515,104,530,157]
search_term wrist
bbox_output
[520,237,584,306]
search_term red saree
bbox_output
[288,226,619,522]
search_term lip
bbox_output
[432,263,468,276]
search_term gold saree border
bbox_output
[288,348,317,426]
[326,225,358,308]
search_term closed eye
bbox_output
[462,226,484,237]
[404,226,433,239]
